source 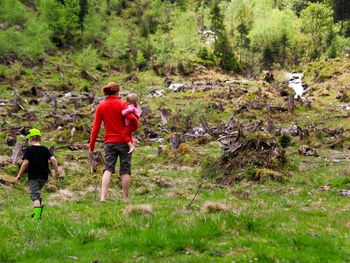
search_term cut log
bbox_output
[170,133,186,149]
[88,150,105,173]
[6,133,16,146]
[11,141,24,164]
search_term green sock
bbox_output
[32,206,43,220]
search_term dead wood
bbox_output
[170,133,186,149]
[11,141,24,164]
[6,133,16,146]
[88,150,105,173]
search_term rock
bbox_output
[147,88,164,98]
[0,156,11,167]
[6,134,16,146]
[202,201,230,213]
[168,83,192,92]
[0,174,17,186]
[169,133,185,149]
[155,177,171,188]
[320,184,331,191]
[298,145,319,157]
[123,204,153,216]
[263,71,274,83]
[337,86,350,102]
[339,189,350,196]
[159,107,172,125]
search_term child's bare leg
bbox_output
[127,142,135,154]
[33,199,40,207]
[101,170,112,202]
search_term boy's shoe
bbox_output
[32,205,44,220]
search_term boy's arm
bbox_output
[16,160,29,181]
[50,156,60,177]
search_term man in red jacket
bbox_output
[89,82,138,203]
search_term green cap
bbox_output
[26,128,41,139]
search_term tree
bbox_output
[170,11,201,66]
[334,0,350,21]
[79,0,88,29]
[105,19,130,58]
[249,8,299,67]
[210,1,238,71]
[300,3,335,59]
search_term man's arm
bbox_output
[89,106,102,152]
[50,156,60,177]
[16,160,29,181]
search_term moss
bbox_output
[253,168,284,182]
[3,164,19,176]
[177,143,194,155]
[305,59,350,83]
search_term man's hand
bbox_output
[55,170,61,177]
[128,144,135,154]
[16,175,21,182]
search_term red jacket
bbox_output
[89,96,138,151]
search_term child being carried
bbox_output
[122,93,142,153]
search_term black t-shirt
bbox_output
[23,145,52,180]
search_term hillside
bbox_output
[1,54,350,261]
[1,0,350,262]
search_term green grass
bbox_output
[1,159,350,262]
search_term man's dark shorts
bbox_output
[105,143,131,175]
[29,179,46,201]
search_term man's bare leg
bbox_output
[101,170,112,202]
[121,174,130,202]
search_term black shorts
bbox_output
[28,179,46,201]
[105,143,131,175]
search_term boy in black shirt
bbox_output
[16,128,60,219]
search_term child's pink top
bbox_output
[122,104,142,125]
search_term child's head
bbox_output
[26,128,42,145]
[28,136,41,145]
[126,93,139,107]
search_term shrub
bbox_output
[278,134,292,148]
[74,46,100,72]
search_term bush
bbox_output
[278,134,292,148]
[0,0,29,27]
[105,19,130,58]
[74,46,100,72]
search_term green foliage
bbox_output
[300,3,335,59]
[278,134,292,148]
[37,0,67,46]
[0,0,348,69]
[81,6,105,45]
[210,1,239,71]
[0,0,29,26]
[170,11,202,67]
[150,28,172,67]
[105,19,130,58]
[249,8,299,67]
[74,46,100,72]
[0,0,52,60]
